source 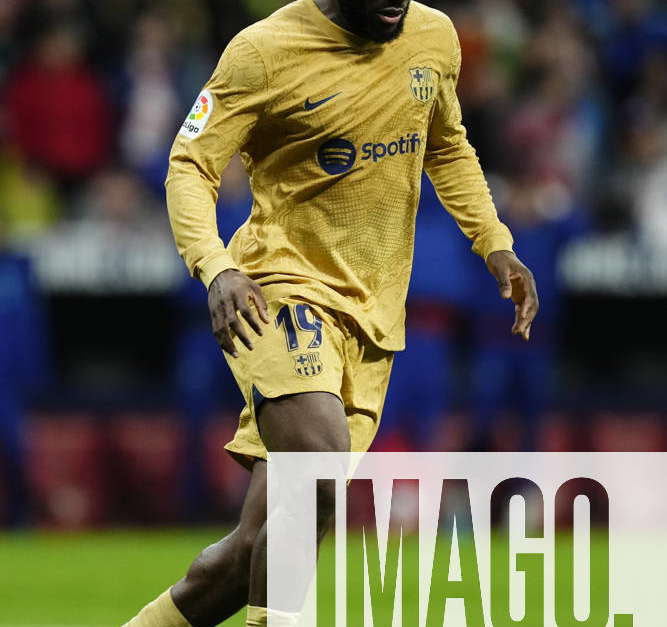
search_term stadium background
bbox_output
[1,0,666,528]
[0,2,665,620]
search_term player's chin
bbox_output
[367,15,406,42]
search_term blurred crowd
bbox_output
[0,0,666,526]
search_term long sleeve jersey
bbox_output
[166,0,513,351]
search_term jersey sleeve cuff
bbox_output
[474,230,515,261]
[198,251,239,290]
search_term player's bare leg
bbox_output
[169,460,268,626]
[246,391,350,626]
[122,391,348,627]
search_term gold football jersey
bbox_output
[166,0,513,351]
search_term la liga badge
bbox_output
[179,89,214,139]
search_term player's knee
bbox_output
[186,525,261,586]
[185,544,219,586]
[234,522,263,559]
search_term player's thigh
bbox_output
[256,393,347,529]
[237,460,268,536]
[257,391,350,453]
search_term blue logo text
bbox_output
[361,133,422,163]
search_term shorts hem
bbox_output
[225,388,345,471]
[224,445,265,471]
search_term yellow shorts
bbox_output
[223,295,394,468]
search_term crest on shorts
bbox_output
[409,67,436,103]
[294,352,323,377]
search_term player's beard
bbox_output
[338,0,411,43]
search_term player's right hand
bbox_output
[208,269,270,357]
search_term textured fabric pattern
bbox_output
[166,0,513,350]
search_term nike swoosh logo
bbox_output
[304,92,341,111]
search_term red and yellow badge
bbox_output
[179,89,214,139]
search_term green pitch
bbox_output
[0,530,237,627]
[1,528,410,626]
[0,529,605,626]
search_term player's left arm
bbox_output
[423,16,538,340]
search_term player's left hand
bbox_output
[486,250,539,341]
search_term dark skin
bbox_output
[159,1,538,625]
[315,0,412,43]
[486,250,539,341]
[207,269,268,358]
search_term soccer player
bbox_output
[123,0,538,626]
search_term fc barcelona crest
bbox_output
[294,352,323,377]
[409,67,436,103]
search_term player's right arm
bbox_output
[166,34,270,356]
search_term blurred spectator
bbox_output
[0,1,25,83]
[0,151,60,244]
[602,0,667,104]
[70,167,163,234]
[478,0,528,61]
[119,11,181,195]
[448,2,513,170]
[2,22,112,190]
[28,168,179,295]
[0,218,49,526]
[615,51,667,251]
[508,8,604,194]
